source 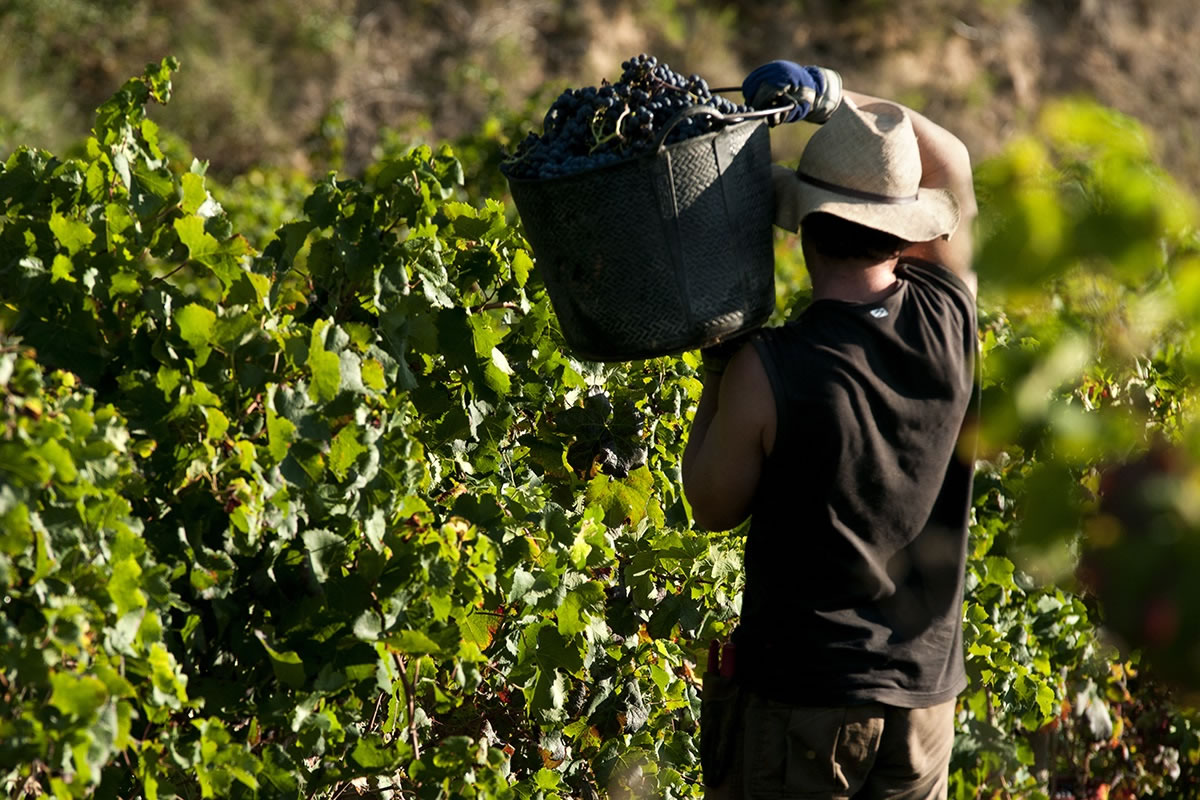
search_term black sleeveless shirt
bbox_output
[732,258,977,708]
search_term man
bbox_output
[683,60,979,800]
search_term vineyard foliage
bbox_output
[1,58,1200,800]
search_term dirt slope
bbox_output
[6,0,1197,190]
[339,0,1200,189]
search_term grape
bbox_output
[500,53,754,181]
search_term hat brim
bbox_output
[771,164,961,243]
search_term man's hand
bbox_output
[699,331,755,376]
[741,61,843,124]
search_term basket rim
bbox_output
[503,117,766,187]
[566,303,776,362]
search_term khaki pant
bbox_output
[704,692,956,800]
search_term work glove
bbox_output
[741,61,843,124]
[700,332,755,376]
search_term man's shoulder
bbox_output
[898,258,978,332]
[899,255,977,301]
[898,257,973,298]
[750,317,824,361]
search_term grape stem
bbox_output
[648,76,701,103]
[500,148,532,169]
[589,105,632,153]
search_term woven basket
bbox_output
[507,108,777,362]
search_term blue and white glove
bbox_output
[741,61,843,124]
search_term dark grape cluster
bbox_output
[501,53,754,181]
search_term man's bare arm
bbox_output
[681,345,775,531]
[844,90,978,296]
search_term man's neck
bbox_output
[809,257,900,304]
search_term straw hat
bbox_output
[772,98,961,243]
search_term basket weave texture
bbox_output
[508,119,776,361]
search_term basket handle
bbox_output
[653,101,797,151]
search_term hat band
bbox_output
[796,172,919,205]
